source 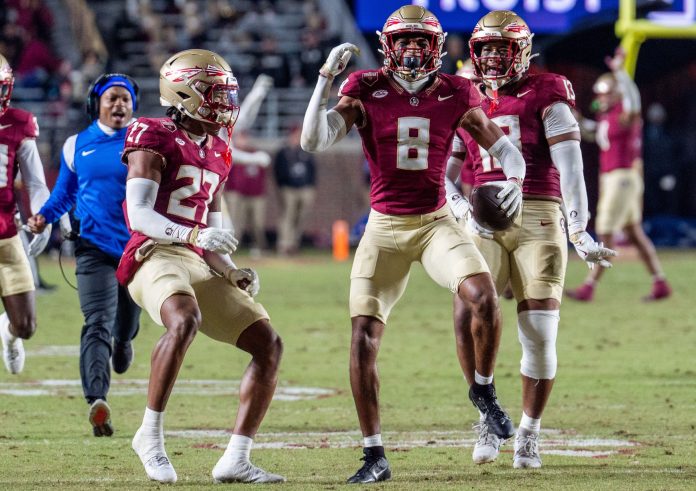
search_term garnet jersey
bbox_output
[0,107,39,238]
[456,73,576,199]
[118,117,231,283]
[339,68,483,215]
[596,102,642,173]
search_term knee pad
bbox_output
[517,310,559,380]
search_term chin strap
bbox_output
[223,126,232,167]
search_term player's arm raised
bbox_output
[125,150,237,254]
[301,43,362,152]
[461,107,525,217]
[544,102,616,268]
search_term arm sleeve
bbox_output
[234,76,271,131]
[549,139,589,234]
[445,154,463,197]
[38,139,79,223]
[300,75,347,152]
[487,136,525,182]
[125,177,193,243]
[543,102,580,139]
[16,139,50,215]
[614,70,641,114]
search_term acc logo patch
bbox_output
[175,137,186,146]
[372,90,388,98]
[161,120,177,132]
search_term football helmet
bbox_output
[592,72,619,112]
[160,49,240,127]
[593,73,616,95]
[469,10,533,89]
[0,54,14,114]
[378,5,445,82]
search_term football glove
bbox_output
[570,231,617,270]
[191,227,238,254]
[494,178,523,218]
[468,216,494,240]
[225,267,260,297]
[320,43,360,78]
[446,192,470,221]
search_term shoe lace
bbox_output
[146,455,171,468]
[473,422,493,445]
[517,432,539,457]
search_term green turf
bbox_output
[1,250,695,489]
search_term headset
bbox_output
[85,73,140,120]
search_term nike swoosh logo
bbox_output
[0,123,12,130]
[81,149,96,156]
[432,215,447,222]
[215,152,221,157]
[540,220,553,226]
[517,90,532,98]
[438,94,453,101]
[371,467,388,481]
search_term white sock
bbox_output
[141,407,164,436]
[364,434,382,447]
[519,411,541,433]
[474,371,493,385]
[224,434,252,463]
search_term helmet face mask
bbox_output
[378,5,445,82]
[469,10,533,90]
[0,54,14,114]
[160,49,240,127]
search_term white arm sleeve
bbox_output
[17,139,50,214]
[549,139,588,234]
[234,76,271,131]
[231,146,271,167]
[126,177,193,243]
[445,154,463,197]
[614,70,641,114]
[301,76,347,152]
[543,103,580,139]
[487,136,526,181]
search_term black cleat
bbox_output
[469,383,514,440]
[112,340,133,374]
[347,447,391,484]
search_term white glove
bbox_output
[570,231,617,270]
[191,227,238,254]
[493,179,523,218]
[251,151,271,168]
[251,74,273,94]
[320,43,360,78]
[226,267,260,297]
[446,192,470,221]
[25,223,51,256]
[468,216,494,240]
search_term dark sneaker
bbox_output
[347,447,391,484]
[112,340,133,374]
[89,399,114,437]
[643,279,671,302]
[469,383,514,440]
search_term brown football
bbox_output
[471,183,518,231]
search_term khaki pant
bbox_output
[595,168,643,235]
[0,234,34,297]
[471,200,568,302]
[224,191,267,250]
[349,205,489,323]
[277,187,315,253]
[128,244,268,345]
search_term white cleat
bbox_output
[513,427,542,469]
[212,458,286,484]
[472,421,501,464]
[0,315,24,374]
[132,427,178,483]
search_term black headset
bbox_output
[85,73,140,120]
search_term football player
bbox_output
[0,53,52,374]
[566,48,671,302]
[301,5,526,483]
[445,11,616,468]
[117,49,284,484]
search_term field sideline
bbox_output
[1,250,695,489]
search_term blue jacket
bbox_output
[40,120,130,259]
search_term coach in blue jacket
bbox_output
[27,74,141,437]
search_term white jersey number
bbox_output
[166,165,221,223]
[0,144,8,188]
[479,115,522,173]
[397,117,430,170]
[127,122,149,144]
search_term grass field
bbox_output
[1,249,695,490]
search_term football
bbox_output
[471,183,519,231]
